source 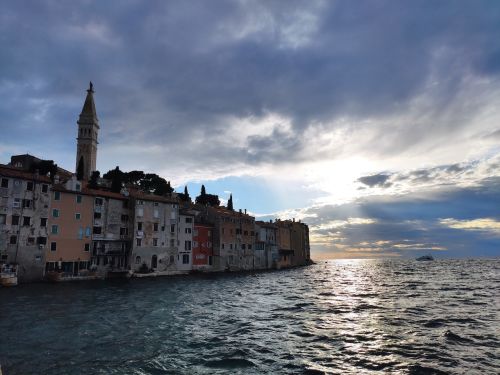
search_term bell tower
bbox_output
[76,82,99,180]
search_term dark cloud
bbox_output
[1,1,500,169]
[358,173,392,188]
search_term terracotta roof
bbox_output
[194,223,213,228]
[0,164,52,183]
[209,206,254,219]
[51,183,128,200]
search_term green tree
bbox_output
[227,193,233,211]
[88,171,100,189]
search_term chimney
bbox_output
[239,209,242,215]
[293,218,295,222]
[244,209,247,215]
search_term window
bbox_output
[185,240,191,251]
[185,227,192,234]
[75,213,81,220]
[23,216,30,226]
[0,214,6,224]
[136,238,142,247]
[137,208,144,217]
[170,239,175,247]
[75,183,81,191]
[153,238,158,246]
[76,195,82,203]
[94,212,101,219]
[54,191,61,200]
[22,199,31,209]
[230,244,233,250]
[26,181,33,191]
[120,227,128,236]
[11,215,19,226]
[37,236,47,245]
[185,217,192,223]
[137,222,143,231]
[244,231,248,236]
[93,226,102,234]
[209,256,213,266]
[40,217,47,227]
[137,200,144,205]
[154,202,159,206]
[52,209,59,218]
[13,198,20,208]
[51,225,58,234]
[135,256,141,264]
[1,178,8,188]
[248,244,252,250]
[41,184,48,193]
[222,243,225,249]
[50,242,57,251]
[170,224,175,233]
[121,214,129,222]
[123,200,128,208]
[85,227,91,237]
[153,209,159,218]
[84,243,90,252]
[27,237,35,246]
[95,198,103,206]
[153,223,159,232]
[9,235,17,245]
[242,244,246,250]
[182,254,189,264]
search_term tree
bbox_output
[88,171,100,189]
[76,156,84,180]
[195,185,220,206]
[124,170,145,185]
[178,185,191,203]
[104,166,124,193]
[30,160,58,182]
[227,193,233,211]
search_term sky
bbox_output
[1,1,499,259]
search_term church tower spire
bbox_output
[76,82,99,180]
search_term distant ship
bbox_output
[416,255,434,261]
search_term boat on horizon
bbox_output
[416,255,434,261]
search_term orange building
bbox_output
[46,178,94,278]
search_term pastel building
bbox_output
[46,177,94,279]
[130,192,180,274]
[255,221,279,269]
[0,164,52,282]
[89,188,133,277]
[192,222,214,271]
[177,210,194,272]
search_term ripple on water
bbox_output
[0,259,498,375]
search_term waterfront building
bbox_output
[290,219,310,267]
[89,188,133,278]
[203,207,255,271]
[0,164,52,282]
[130,191,180,275]
[46,176,94,280]
[76,82,99,180]
[177,210,194,272]
[192,222,214,271]
[255,220,279,269]
[275,220,293,268]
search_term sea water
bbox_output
[0,259,498,374]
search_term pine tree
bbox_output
[227,194,233,211]
[201,184,206,196]
[88,171,100,189]
[184,185,189,198]
[76,156,84,180]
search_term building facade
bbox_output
[192,222,213,271]
[46,177,94,279]
[0,165,51,282]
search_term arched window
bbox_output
[135,256,141,264]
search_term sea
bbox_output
[0,259,499,375]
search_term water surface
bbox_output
[1,259,499,374]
